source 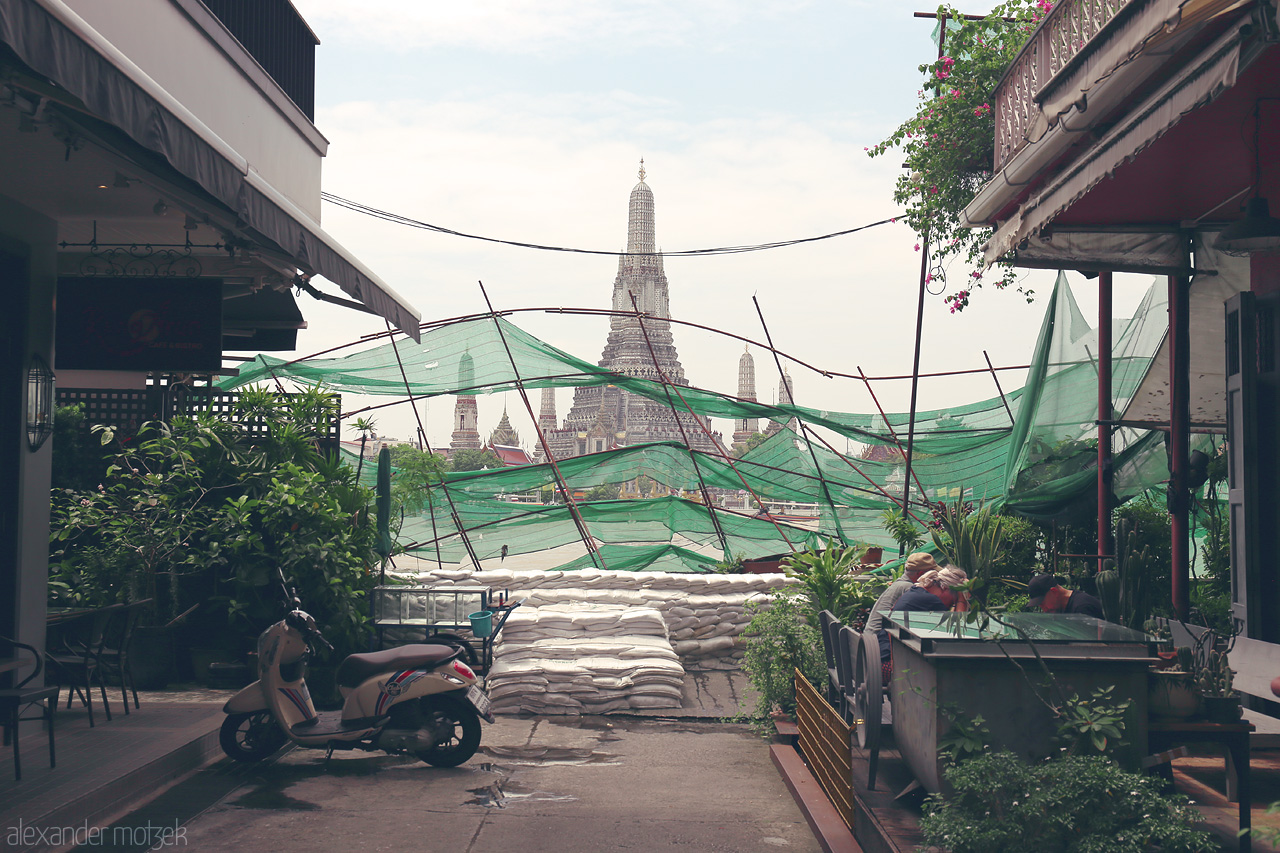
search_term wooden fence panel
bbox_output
[794,668,854,829]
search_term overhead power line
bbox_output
[320,191,902,257]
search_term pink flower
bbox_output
[930,185,939,195]
[914,243,921,251]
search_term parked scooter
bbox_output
[220,601,502,767]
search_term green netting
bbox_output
[396,495,820,568]
[247,273,1188,570]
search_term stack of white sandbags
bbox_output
[395,563,794,671]
[486,603,686,715]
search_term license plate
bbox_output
[466,684,493,721]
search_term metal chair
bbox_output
[94,600,152,715]
[817,610,841,707]
[835,623,856,724]
[0,636,58,781]
[46,603,124,726]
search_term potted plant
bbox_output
[1196,646,1241,723]
[1148,646,1200,719]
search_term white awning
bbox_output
[1012,229,1190,275]
[984,22,1246,265]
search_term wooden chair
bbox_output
[0,636,58,781]
[46,604,124,726]
[95,600,153,715]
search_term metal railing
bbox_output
[994,0,1134,171]
[202,0,318,119]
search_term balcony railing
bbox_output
[993,0,1134,172]
[202,0,318,120]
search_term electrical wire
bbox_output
[320,191,903,257]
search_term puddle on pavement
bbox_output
[479,744,619,766]
[465,778,576,808]
[230,786,321,811]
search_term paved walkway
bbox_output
[1,672,797,853]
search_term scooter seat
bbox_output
[336,644,461,688]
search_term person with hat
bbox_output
[1026,573,1104,618]
[878,565,971,675]
[865,552,938,633]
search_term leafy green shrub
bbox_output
[990,513,1044,579]
[741,591,824,720]
[880,507,924,554]
[49,391,379,658]
[921,751,1215,853]
[783,543,884,628]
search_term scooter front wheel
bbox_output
[414,694,481,767]
[220,711,288,762]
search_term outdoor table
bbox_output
[1148,719,1254,852]
[867,611,1155,794]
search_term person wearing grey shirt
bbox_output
[865,552,937,633]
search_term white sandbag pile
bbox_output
[396,563,795,672]
[487,603,686,715]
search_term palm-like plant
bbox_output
[783,541,866,623]
[931,498,1007,599]
[350,417,377,483]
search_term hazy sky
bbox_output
[281,0,1153,450]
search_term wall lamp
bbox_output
[26,353,55,452]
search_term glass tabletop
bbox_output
[886,610,1153,643]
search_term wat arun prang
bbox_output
[541,163,723,461]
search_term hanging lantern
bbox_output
[26,353,55,452]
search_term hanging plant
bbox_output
[868,1,1052,312]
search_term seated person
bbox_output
[878,566,970,673]
[1026,573,1104,619]
[865,552,937,633]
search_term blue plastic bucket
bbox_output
[469,610,494,638]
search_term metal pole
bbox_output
[752,296,870,544]
[1169,271,1191,619]
[983,350,1016,425]
[627,292,731,557]
[1097,271,1114,576]
[857,366,931,508]
[384,320,485,572]
[478,282,607,570]
[901,237,931,544]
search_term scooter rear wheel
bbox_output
[414,694,481,767]
[220,711,288,762]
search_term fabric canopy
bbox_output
[984,21,1247,265]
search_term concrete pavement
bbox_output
[107,714,822,853]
